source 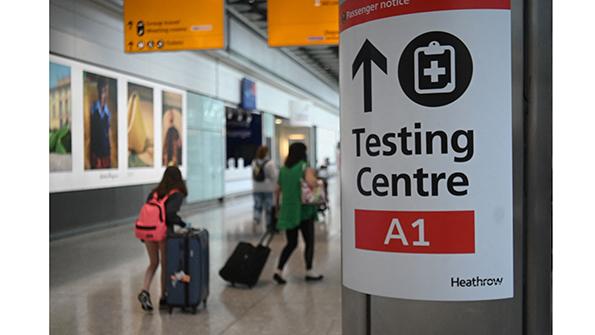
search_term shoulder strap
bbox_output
[159,189,181,203]
[301,161,308,177]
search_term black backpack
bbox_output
[252,160,268,182]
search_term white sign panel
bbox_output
[340,0,513,301]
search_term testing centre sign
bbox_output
[124,0,224,53]
[340,0,513,301]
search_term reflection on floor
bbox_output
[50,178,341,335]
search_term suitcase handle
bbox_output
[258,231,274,247]
[168,226,202,238]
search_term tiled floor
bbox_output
[50,179,341,335]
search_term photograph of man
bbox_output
[161,91,183,167]
[84,71,118,170]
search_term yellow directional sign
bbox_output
[268,0,339,47]
[124,0,224,53]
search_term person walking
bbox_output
[273,142,323,284]
[251,145,278,232]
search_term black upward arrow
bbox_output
[352,39,387,113]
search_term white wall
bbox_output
[317,127,340,168]
[50,0,340,196]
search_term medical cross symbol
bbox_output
[402,32,470,104]
[424,60,446,83]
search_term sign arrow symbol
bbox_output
[352,39,388,113]
[128,21,133,30]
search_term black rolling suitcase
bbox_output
[219,231,274,288]
[165,228,209,314]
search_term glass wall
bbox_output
[186,92,225,203]
[262,112,276,163]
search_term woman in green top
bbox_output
[273,142,323,284]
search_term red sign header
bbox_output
[340,0,511,32]
[354,209,475,254]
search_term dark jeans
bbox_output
[277,219,315,271]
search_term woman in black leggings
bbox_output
[273,143,323,284]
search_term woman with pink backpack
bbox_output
[134,166,188,311]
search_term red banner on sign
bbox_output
[354,209,475,254]
[340,0,511,32]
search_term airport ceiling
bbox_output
[226,0,340,86]
[104,0,339,88]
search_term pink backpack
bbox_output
[134,189,179,242]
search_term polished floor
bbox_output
[50,179,341,335]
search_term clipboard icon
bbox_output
[414,41,456,94]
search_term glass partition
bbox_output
[186,92,225,203]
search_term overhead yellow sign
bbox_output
[124,0,224,53]
[268,0,339,47]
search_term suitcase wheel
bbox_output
[168,307,173,314]
[203,299,208,308]
[181,307,187,313]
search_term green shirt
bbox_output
[277,161,317,230]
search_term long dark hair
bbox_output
[152,166,188,198]
[284,142,307,168]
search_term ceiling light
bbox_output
[289,134,306,140]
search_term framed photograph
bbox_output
[162,91,183,167]
[127,83,154,168]
[49,62,72,172]
[83,71,118,170]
